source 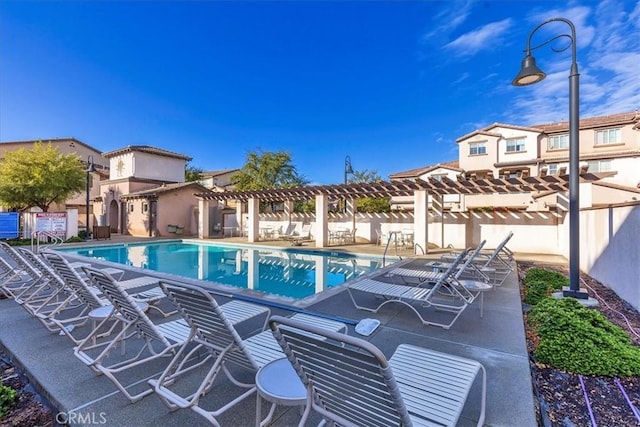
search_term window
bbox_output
[469,142,486,155]
[548,134,569,150]
[506,138,526,153]
[595,128,621,145]
[142,202,148,213]
[129,203,134,213]
[587,160,612,173]
[547,164,559,175]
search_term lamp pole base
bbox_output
[561,286,589,299]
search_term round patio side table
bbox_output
[255,357,307,427]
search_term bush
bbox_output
[0,383,17,417]
[527,297,640,376]
[64,236,85,243]
[522,268,568,305]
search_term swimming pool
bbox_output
[60,241,384,300]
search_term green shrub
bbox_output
[0,383,17,418]
[64,236,85,243]
[3,238,31,247]
[527,298,640,376]
[522,268,568,305]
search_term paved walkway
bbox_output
[0,240,540,426]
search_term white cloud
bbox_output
[422,0,474,42]
[451,72,470,85]
[444,19,513,58]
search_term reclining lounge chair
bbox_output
[269,315,487,427]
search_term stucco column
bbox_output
[198,199,210,239]
[284,200,294,224]
[235,201,244,236]
[431,193,445,248]
[315,194,328,247]
[579,182,593,208]
[346,198,356,237]
[414,190,429,254]
[247,198,259,242]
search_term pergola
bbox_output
[195,173,606,251]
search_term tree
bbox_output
[184,161,204,182]
[232,150,308,190]
[0,142,86,212]
[231,150,308,213]
[348,168,391,213]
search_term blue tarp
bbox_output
[0,212,19,239]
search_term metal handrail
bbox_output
[381,231,402,267]
[31,231,64,252]
[414,243,425,255]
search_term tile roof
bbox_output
[388,161,461,179]
[120,181,210,199]
[532,111,640,133]
[102,145,192,161]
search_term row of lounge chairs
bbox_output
[0,242,489,426]
[348,232,515,329]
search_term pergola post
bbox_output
[284,200,294,225]
[247,198,259,242]
[198,199,210,239]
[235,201,244,236]
[315,194,328,247]
[346,198,356,237]
[413,190,429,254]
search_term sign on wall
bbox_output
[35,212,67,238]
[0,212,19,239]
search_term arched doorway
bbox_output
[109,200,119,233]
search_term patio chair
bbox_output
[14,248,86,317]
[287,223,312,246]
[444,231,515,272]
[41,250,177,317]
[269,315,486,427]
[0,242,43,299]
[276,223,297,240]
[149,281,346,425]
[348,250,472,329]
[79,269,273,403]
[442,233,514,285]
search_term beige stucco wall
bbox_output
[156,191,199,236]
[541,122,640,158]
[126,189,199,237]
[493,127,539,167]
[109,151,185,183]
[582,204,640,310]
[458,134,499,173]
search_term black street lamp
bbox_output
[85,155,96,241]
[513,17,587,298]
[344,155,354,184]
[343,155,354,213]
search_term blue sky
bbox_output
[1,1,638,185]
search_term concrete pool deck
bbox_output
[0,236,550,426]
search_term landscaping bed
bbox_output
[0,350,54,427]
[519,261,640,426]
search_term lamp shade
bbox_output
[512,54,546,86]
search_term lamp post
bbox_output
[344,155,354,213]
[513,17,586,298]
[85,155,96,241]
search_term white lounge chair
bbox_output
[0,242,43,299]
[276,223,297,240]
[77,268,272,403]
[149,281,347,425]
[348,250,472,329]
[287,223,312,246]
[269,315,487,427]
[444,231,515,271]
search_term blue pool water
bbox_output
[60,241,383,300]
